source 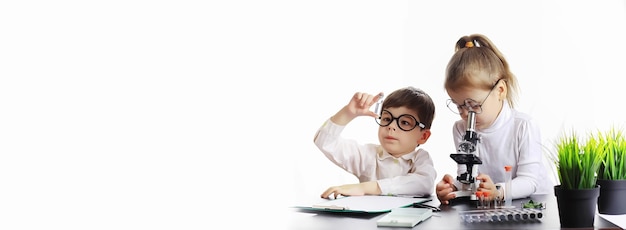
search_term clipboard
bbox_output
[295,195,432,213]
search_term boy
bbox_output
[313,86,436,198]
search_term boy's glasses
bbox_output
[375,110,425,131]
[446,79,502,115]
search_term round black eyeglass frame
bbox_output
[375,109,426,131]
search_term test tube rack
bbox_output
[459,208,543,223]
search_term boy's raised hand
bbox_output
[331,92,384,126]
[346,92,384,118]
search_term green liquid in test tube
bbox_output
[504,165,512,207]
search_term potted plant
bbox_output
[549,131,604,228]
[596,127,626,215]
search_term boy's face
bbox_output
[377,106,430,157]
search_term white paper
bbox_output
[598,212,626,229]
[310,195,429,212]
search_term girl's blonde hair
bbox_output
[444,34,519,108]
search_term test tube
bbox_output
[488,212,499,222]
[513,210,521,221]
[529,211,536,219]
[502,210,512,221]
[497,211,508,221]
[504,165,513,208]
[489,211,505,222]
[475,191,484,209]
[483,191,491,209]
[495,184,503,208]
[374,93,384,116]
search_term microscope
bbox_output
[449,111,482,201]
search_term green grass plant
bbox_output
[597,127,626,180]
[549,131,604,190]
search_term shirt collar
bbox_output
[377,146,419,160]
[482,100,512,133]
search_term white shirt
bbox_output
[313,119,437,196]
[452,100,553,199]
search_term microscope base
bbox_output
[451,190,473,198]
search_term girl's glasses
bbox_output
[446,79,502,115]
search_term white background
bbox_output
[1,1,625,229]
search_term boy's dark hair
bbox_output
[382,86,435,129]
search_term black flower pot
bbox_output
[554,185,600,228]
[597,179,626,215]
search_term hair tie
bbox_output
[465,41,474,48]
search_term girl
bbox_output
[436,34,553,205]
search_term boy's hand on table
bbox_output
[320,181,380,199]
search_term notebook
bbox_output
[377,207,433,227]
[296,195,431,213]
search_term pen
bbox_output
[392,194,431,199]
[413,203,441,212]
[312,204,349,210]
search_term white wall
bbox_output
[1,1,625,229]
[288,0,626,203]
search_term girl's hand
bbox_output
[476,173,497,199]
[436,174,457,205]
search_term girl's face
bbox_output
[446,81,505,130]
[377,106,430,157]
